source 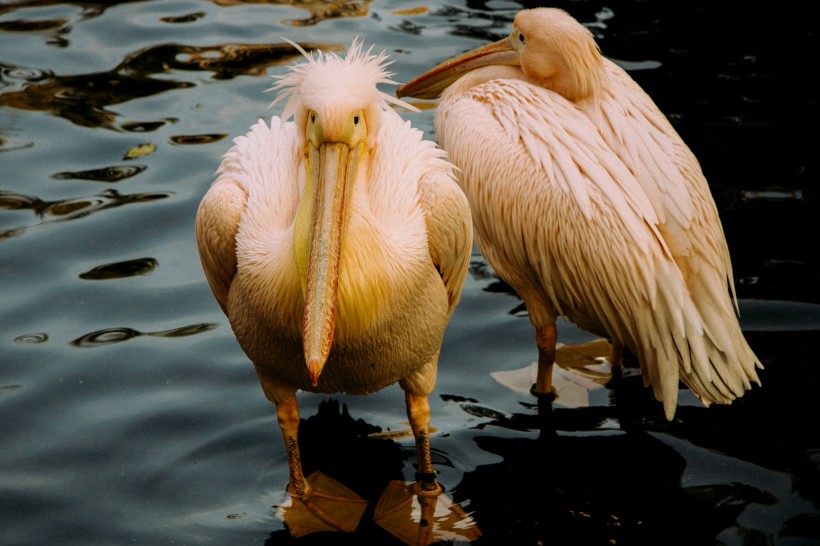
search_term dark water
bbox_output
[1,1,818,545]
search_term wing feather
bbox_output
[195,178,247,314]
[419,170,473,316]
[438,78,761,418]
[196,117,299,315]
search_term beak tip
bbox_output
[307,357,323,386]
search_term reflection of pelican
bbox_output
[455,418,756,543]
[195,40,472,532]
[398,8,761,419]
[267,399,482,544]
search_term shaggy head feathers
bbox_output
[269,39,417,143]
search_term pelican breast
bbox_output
[227,114,450,396]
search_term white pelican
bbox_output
[195,40,472,530]
[398,8,762,420]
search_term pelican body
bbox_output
[398,8,761,419]
[196,40,472,517]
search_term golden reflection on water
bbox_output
[0,42,342,129]
[269,400,482,544]
[280,477,482,544]
[208,0,372,26]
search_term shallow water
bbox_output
[1,1,818,545]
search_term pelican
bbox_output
[195,40,472,531]
[398,8,762,420]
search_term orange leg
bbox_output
[405,392,442,497]
[274,394,369,535]
[533,323,557,398]
[275,394,311,499]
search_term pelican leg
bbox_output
[405,392,442,497]
[275,395,311,499]
[608,339,624,368]
[275,394,369,535]
[532,323,557,400]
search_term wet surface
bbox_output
[1,1,819,545]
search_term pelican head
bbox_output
[397,7,604,102]
[270,40,416,386]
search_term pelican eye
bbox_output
[306,110,323,146]
[340,110,366,146]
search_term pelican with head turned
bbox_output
[195,40,472,532]
[398,8,761,420]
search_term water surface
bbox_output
[1,1,818,545]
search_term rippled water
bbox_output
[2,1,818,545]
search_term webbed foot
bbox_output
[281,471,368,537]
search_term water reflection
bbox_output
[120,121,170,133]
[169,42,342,79]
[123,143,156,160]
[0,188,171,239]
[265,399,480,545]
[0,42,341,129]
[169,133,228,145]
[70,323,217,347]
[78,257,158,280]
[0,15,66,32]
[208,0,372,27]
[448,386,785,544]
[0,2,817,545]
[51,164,147,182]
[0,1,143,47]
[454,426,759,545]
[440,326,820,544]
[159,11,206,24]
[13,332,48,343]
[0,1,146,19]
[0,384,22,396]
[0,59,191,128]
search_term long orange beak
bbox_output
[397,37,519,100]
[297,138,362,386]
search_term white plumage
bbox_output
[196,40,472,529]
[399,7,761,419]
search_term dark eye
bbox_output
[518,32,525,44]
[353,115,359,125]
